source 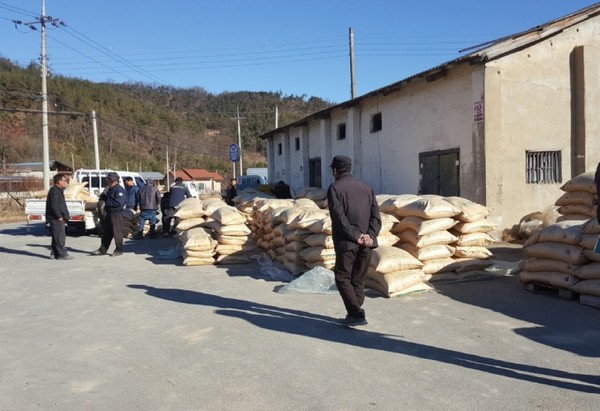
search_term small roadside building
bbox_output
[166,169,224,193]
[260,3,600,229]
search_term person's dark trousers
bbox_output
[49,219,68,258]
[334,247,373,319]
[163,207,175,233]
[101,213,124,252]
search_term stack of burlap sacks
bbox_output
[244,190,497,297]
[173,197,256,266]
[520,172,600,300]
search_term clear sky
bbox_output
[0,0,597,104]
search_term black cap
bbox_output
[106,172,120,182]
[330,155,352,170]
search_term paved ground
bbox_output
[1,222,599,410]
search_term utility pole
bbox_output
[231,107,245,176]
[349,27,356,100]
[91,110,100,169]
[275,105,279,129]
[165,144,170,188]
[15,0,65,189]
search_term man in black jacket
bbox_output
[163,177,191,235]
[327,155,381,327]
[90,172,127,256]
[135,179,161,238]
[45,173,72,260]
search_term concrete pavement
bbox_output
[1,222,599,410]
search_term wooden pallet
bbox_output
[524,282,579,300]
[579,294,600,309]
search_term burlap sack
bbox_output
[366,269,426,297]
[393,195,460,219]
[393,216,456,236]
[524,242,587,265]
[304,233,334,248]
[570,279,600,296]
[180,227,217,251]
[370,246,423,273]
[523,258,581,276]
[555,191,596,207]
[400,230,457,247]
[452,219,497,234]
[576,262,600,280]
[560,172,596,193]
[175,198,204,220]
[519,270,578,288]
[444,196,491,222]
[212,206,247,225]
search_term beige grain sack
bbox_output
[380,213,400,232]
[582,218,600,234]
[370,246,423,273]
[215,244,244,255]
[365,269,426,297]
[376,232,400,247]
[576,263,600,280]
[308,216,333,234]
[183,249,215,259]
[285,240,308,252]
[444,196,490,222]
[580,234,598,250]
[453,246,492,259]
[176,217,206,231]
[175,198,204,219]
[454,232,495,247]
[560,172,596,193]
[394,195,460,219]
[304,233,334,248]
[183,256,215,266]
[400,230,457,247]
[294,198,320,209]
[215,233,250,246]
[523,258,581,276]
[524,242,587,265]
[583,249,600,262]
[294,209,330,229]
[445,258,494,273]
[285,229,313,242]
[181,227,216,251]
[202,197,227,215]
[557,205,595,218]
[557,214,591,222]
[529,220,584,245]
[452,219,497,234]
[555,191,596,207]
[400,243,455,261]
[518,270,578,288]
[299,246,337,262]
[392,216,456,236]
[421,257,456,274]
[570,279,600,296]
[279,207,305,226]
[212,206,247,225]
[378,194,420,214]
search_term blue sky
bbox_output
[0,0,596,103]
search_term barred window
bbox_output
[526,151,562,184]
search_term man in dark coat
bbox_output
[327,155,381,327]
[595,162,600,224]
[90,172,127,256]
[45,173,72,260]
[163,177,191,235]
[225,178,237,206]
[136,179,161,238]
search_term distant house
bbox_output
[260,4,600,229]
[166,168,224,193]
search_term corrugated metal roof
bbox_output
[260,2,600,139]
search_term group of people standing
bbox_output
[46,156,381,328]
[46,173,191,258]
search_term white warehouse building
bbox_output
[260,3,600,230]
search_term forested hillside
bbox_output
[0,58,331,175]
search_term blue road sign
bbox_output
[229,144,239,162]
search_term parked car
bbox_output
[73,169,146,196]
[237,175,268,190]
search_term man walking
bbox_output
[163,177,191,235]
[135,179,161,239]
[327,155,381,327]
[90,172,127,257]
[45,173,72,260]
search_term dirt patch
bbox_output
[0,198,26,224]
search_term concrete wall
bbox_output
[484,16,600,227]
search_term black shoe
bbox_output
[340,316,368,327]
[57,255,73,260]
[111,250,123,257]
[89,249,107,256]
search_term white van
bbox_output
[73,169,146,196]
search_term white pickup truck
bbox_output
[24,198,100,231]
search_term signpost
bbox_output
[229,143,239,177]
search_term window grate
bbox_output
[526,151,562,184]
